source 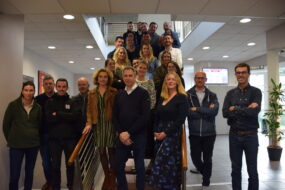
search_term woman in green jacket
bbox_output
[3,81,41,190]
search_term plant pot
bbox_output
[267,147,283,161]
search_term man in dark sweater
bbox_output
[71,77,89,140]
[223,63,262,190]
[113,66,150,190]
[46,78,80,190]
[35,74,55,190]
[107,36,124,59]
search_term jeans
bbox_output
[49,139,76,190]
[116,134,146,190]
[189,135,216,186]
[9,147,39,190]
[40,134,52,181]
[229,133,259,190]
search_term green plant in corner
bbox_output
[264,78,285,148]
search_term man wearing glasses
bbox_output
[223,63,262,190]
[187,71,219,190]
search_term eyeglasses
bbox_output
[235,71,248,75]
[195,77,206,80]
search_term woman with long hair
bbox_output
[3,81,41,190]
[105,58,125,90]
[153,50,172,103]
[149,72,188,190]
[83,68,118,190]
[139,44,158,79]
[113,46,130,79]
[167,61,185,87]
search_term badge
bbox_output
[65,104,70,109]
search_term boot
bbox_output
[41,181,52,190]
[108,170,117,190]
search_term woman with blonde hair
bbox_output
[82,68,117,190]
[139,44,158,79]
[113,46,130,79]
[149,72,188,190]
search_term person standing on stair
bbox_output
[83,68,118,190]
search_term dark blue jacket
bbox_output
[187,86,219,136]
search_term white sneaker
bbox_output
[202,186,209,190]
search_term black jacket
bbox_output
[71,93,88,137]
[45,93,80,140]
[187,86,219,136]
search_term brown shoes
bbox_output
[41,181,52,190]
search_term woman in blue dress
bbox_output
[149,72,188,190]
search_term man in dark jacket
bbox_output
[72,77,89,140]
[35,74,55,190]
[187,71,219,190]
[113,66,150,190]
[46,78,80,190]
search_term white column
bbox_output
[0,14,24,189]
[267,50,279,91]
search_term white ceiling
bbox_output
[1,0,285,73]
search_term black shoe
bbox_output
[190,168,200,174]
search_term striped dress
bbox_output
[94,91,116,147]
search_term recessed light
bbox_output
[94,57,101,61]
[63,14,75,20]
[202,46,210,50]
[222,55,229,58]
[247,42,256,46]
[48,46,56,49]
[68,61,74,64]
[240,18,251,23]
[187,58,194,61]
[86,45,94,49]
[90,67,95,70]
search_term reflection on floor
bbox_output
[186,134,285,190]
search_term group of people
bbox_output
[2,19,262,190]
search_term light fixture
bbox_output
[187,58,194,61]
[202,46,210,50]
[247,42,256,46]
[68,61,74,64]
[222,55,229,58]
[240,18,251,23]
[86,45,94,49]
[90,67,95,70]
[94,57,101,61]
[48,46,56,49]
[63,14,75,20]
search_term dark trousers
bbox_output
[116,134,146,190]
[49,139,76,190]
[40,134,52,182]
[229,133,259,190]
[9,147,39,190]
[189,135,216,186]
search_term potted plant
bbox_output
[264,79,284,161]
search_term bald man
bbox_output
[72,77,90,139]
[187,71,219,190]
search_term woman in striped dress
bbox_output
[83,68,117,190]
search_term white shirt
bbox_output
[195,88,205,106]
[125,83,138,95]
[158,47,183,69]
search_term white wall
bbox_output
[23,48,75,95]
[0,14,24,190]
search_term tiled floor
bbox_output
[186,133,285,190]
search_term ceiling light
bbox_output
[94,57,101,61]
[90,67,95,70]
[240,18,251,23]
[247,42,256,46]
[48,46,56,49]
[86,45,94,49]
[68,61,74,64]
[202,46,210,50]
[187,58,194,61]
[63,14,75,20]
[222,55,229,58]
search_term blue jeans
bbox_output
[116,134,146,190]
[40,134,52,181]
[229,133,259,190]
[9,147,39,190]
